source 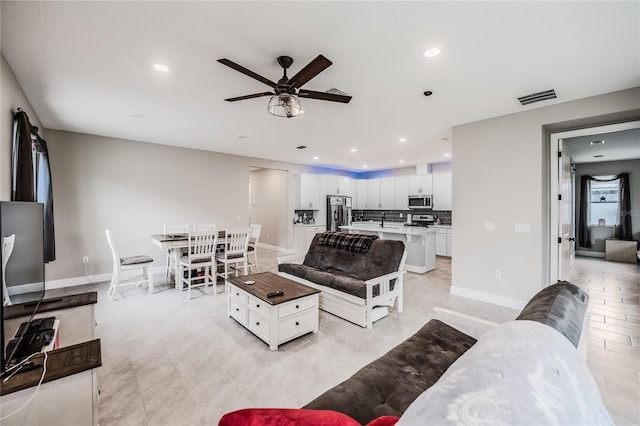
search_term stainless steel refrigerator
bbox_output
[326,196,352,231]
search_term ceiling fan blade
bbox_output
[298,89,352,104]
[224,92,275,102]
[288,55,333,89]
[218,59,277,88]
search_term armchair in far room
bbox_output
[247,224,262,272]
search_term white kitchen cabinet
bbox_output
[338,176,350,196]
[366,179,381,209]
[355,179,367,209]
[434,226,452,257]
[294,224,326,254]
[349,179,358,207]
[409,174,433,195]
[394,176,409,209]
[380,178,395,209]
[295,173,320,210]
[433,172,452,211]
[324,175,350,196]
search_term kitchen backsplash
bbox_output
[296,209,452,225]
[353,209,452,225]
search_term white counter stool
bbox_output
[106,229,154,301]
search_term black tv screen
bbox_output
[1,201,46,374]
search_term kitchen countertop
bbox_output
[340,223,435,236]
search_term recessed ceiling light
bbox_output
[594,154,604,158]
[424,90,433,97]
[444,153,451,157]
[440,137,450,142]
[153,64,170,72]
[363,165,368,169]
[129,113,144,119]
[424,48,441,58]
[590,140,605,145]
[296,145,307,150]
[350,148,357,152]
[399,160,405,164]
[313,156,319,160]
[237,134,248,139]
[399,138,407,143]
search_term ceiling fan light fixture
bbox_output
[267,94,301,118]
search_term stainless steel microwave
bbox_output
[408,195,432,209]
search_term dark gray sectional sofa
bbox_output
[303,281,606,425]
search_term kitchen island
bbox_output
[340,222,436,274]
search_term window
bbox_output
[590,176,619,226]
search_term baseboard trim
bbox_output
[450,285,527,311]
[575,250,605,258]
[256,242,294,254]
[7,266,165,295]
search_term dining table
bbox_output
[150,231,227,286]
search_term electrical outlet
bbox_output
[82,256,89,264]
[590,239,595,245]
[495,269,502,279]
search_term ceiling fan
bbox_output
[217,55,352,118]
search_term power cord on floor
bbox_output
[0,351,48,420]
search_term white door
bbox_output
[558,140,574,281]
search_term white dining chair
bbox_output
[163,224,189,279]
[215,228,250,288]
[179,230,218,299]
[106,229,154,301]
[2,234,15,306]
[247,224,262,273]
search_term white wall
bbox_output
[452,87,640,309]
[1,54,43,201]
[249,168,289,249]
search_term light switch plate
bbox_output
[484,221,495,231]
[515,223,530,233]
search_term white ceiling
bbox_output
[565,128,640,164]
[2,1,638,172]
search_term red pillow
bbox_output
[218,408,399,426]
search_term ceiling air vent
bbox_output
[517,89,557,106]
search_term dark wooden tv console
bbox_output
[1,292,101,425]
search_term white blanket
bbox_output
[398,320,613,425]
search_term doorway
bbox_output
[549,120,640,283]
[248,167,289,251]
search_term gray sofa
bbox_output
[278,232,407,329]
[303,281,612,425]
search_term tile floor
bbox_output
[570,256,640,426]
[32,250,640,425]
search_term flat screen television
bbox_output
[0,201,46,375]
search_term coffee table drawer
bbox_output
[229,284,248,304]
[278,297,316,319]
[278,309,316,342]
[229,298,247,325]
[247,309,270,342]
[248,294,269,313]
